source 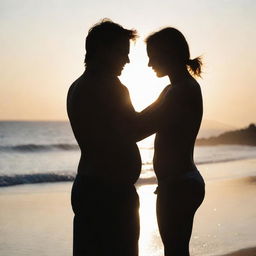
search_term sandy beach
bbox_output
[219,247,256,256]
[1,158,256,256]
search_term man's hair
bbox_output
[84,19,137,66]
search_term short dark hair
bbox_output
[146,27,202,77]
[84,19,137,66]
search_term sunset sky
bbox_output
[1,0,255,127]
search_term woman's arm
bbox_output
[135,85,170,141]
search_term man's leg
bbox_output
[72,176,140,256]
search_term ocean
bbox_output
[0,121,256,187]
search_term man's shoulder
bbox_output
[68,74,85,90]
[67,75,96,107]
[68,74,100,96]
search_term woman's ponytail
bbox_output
[187,56,203,77]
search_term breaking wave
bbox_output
[0,143,79,152]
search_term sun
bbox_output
[119,41,169,111]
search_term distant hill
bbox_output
[197,119,237,138]
[196,124,256,146]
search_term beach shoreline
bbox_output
[1,158,256,256]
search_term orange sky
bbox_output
[0,0,255,127]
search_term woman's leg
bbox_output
[156,178,205,256]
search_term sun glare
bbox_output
[120,41,168,111]
[137,185,162,255]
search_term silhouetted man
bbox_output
[67,20,141,256]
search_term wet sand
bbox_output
[0,158,256,256]
[219,247,256,256]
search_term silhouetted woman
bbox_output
[140,27,205,256]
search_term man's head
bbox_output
[84,19,137,75]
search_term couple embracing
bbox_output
[67,19,205,256]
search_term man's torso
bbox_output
[67,71,141,184]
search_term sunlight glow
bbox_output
[137,185,163,256]
[120,41,169,111]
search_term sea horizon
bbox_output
[0,121,256,187]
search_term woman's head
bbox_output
[146,27,202,77]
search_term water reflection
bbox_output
[137,185,163,256]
